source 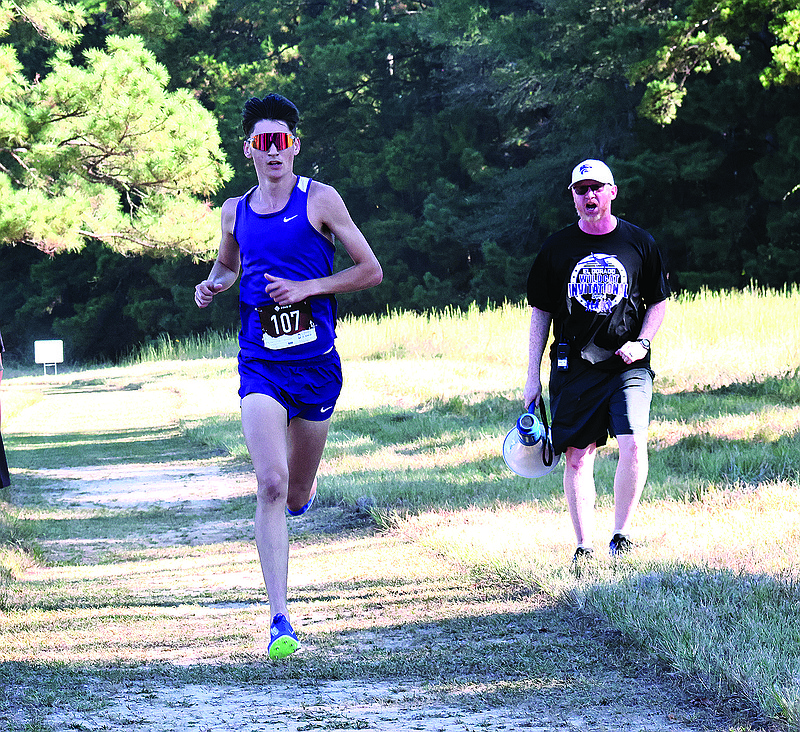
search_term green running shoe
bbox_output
[268,613,300,660]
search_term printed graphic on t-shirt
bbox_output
[567,252,629,315]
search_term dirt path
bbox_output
[4,376,727,732]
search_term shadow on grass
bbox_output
[652,431,799,488]
[6,429,202,469]
[649,371,800,491]
[652,366,800,418]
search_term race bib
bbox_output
[256,301,317,350]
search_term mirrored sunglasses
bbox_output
[247,132,296,151]
[572,183,607,196]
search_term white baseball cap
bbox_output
[569,159,615,189]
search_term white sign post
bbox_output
[34,340,64,375]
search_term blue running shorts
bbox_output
[549,364,653,454]
[238,348,343,422]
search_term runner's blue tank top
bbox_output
[235,176,337,362]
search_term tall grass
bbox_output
[589,564,800,727]
[126,329,239,363]
[337,301,530,367]
[125,301,531,370]
[652,285,800,391]
[129,285,800,389]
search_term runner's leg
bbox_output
[241,393,291,618]
[286,417,330,514]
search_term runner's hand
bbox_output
[195,281,222,308]
[264,273,312,305]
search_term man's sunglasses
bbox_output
[571,183,607,196]
[246,132,296,151]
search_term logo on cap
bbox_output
[570,159,614,189]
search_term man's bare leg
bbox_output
[241,395,332,621]
[563,443,597,549]
[612,433,649,537]
[286,417,330,514]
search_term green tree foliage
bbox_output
[396,0,665,303]
[634,0,800,124]
[0,7,232,257]
[0,242,236,362]
[625,0,800,289]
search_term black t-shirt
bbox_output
[527,218,670,371]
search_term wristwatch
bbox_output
[637,338,651,350]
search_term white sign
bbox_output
[34,340,64,374]
[34,340,64,364]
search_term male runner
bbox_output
[195,94,382,659]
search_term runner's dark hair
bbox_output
[242,94,300,136]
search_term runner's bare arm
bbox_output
[264,183,382,306]
[195,198,241,308]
